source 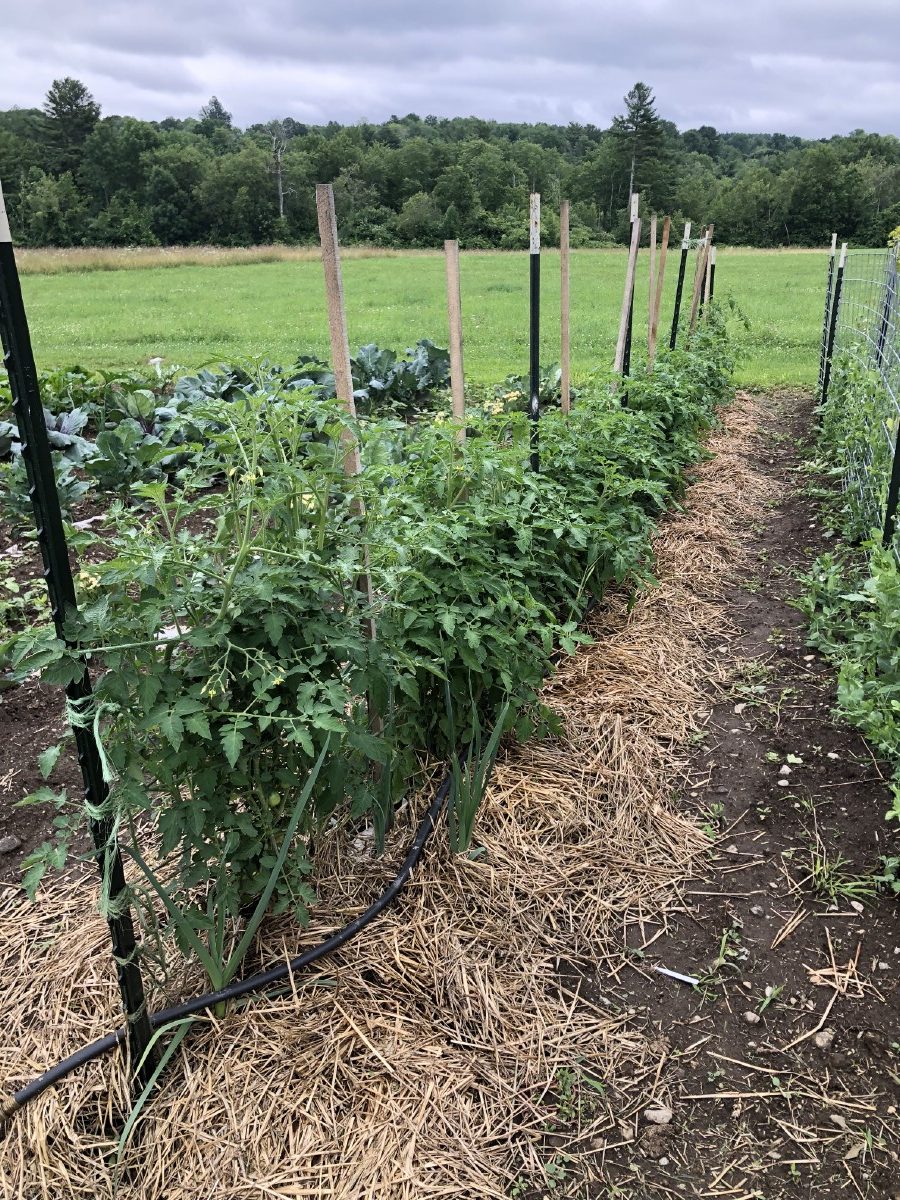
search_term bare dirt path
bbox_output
[598,390,900,1199]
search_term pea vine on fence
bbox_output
[801,232,900,832]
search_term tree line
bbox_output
[0,78,897,249]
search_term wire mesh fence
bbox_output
[821,242,900,549]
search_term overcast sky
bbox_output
[2,0,899,138]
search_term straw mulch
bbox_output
[0,393,777,1199]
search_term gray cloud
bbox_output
[1,0,898,136]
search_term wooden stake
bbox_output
[444,238,465,442]
[614,199,641,374]
[315,182,379,660]
[688,227,711,335]
[708,245,717,306]
[703,223,715,319]
[316,183,362,479]
[648,215,671,368]
[560,199,571,415]
[648,214,657,354]
[696,224,710,294]
[0,183,10,243]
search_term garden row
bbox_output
[801,349,900,851]
[2,320,735,982]
[796,237,900,875]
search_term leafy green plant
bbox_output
[126,738,330,987]
[0,452,91,534]
[445,689,511,855]
[875,855,900,895]
[11,385,385,931]
[553,1065,606,1123]
[755,983,784,1013]
[351,338,450,419]
[494,362,578,412]
[0,558,49,633]
[85,420,170,497]
[0,405,96,465]
[797,546,900,824]
[9,323,737,978]
[802,347,900,833]
[817,351,894,540]
[184,341,451,423]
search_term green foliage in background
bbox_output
[2,77,898,251]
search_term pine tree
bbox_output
[43,77,100,174]
[199,97,233,134]
[611,82,665,200]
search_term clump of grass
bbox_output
[805,840,878,903]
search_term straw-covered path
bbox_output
[1,390,897,1199]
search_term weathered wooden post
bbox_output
[444,238,466,442]
[648,215,671,367]
[316,182,379,656]
[615,194,641,376]
[560,199,571,415]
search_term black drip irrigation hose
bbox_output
[1,774,452,1126]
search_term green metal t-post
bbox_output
[820,242,847,412]
[817,234,837,391]
[0,181,156,1099]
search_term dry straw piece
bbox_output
[0,394,777,1199]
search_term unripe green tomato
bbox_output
[268,791,282,808]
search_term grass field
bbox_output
[16,246,828,389]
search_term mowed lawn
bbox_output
[18,247,828,389]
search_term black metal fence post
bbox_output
[529,191,540,472]
[622,291,634,379]
[881,422,900,548]
[0,182,157,1095]
[820,242,847,411]
[875,254,897,373]
[818,234,837,391]
[880,252,900,546]
[669,220,691,350]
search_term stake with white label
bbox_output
[669,220,692,350]
[529,192,541,471]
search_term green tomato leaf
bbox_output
[222,723,245,768]
[38,744,63,780]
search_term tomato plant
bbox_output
[9,322,736,981]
